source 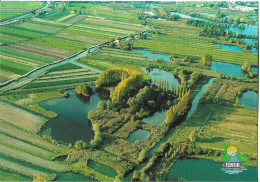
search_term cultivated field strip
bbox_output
[0,1,41,21]
[39,71,98,80]
[0,157,53,180]
[82,18,144,31]
[1,55,39,67]
[0,133,55,159]
[32,18,71,26]
[46,68,89,75]
[11,41,74,55]
[35,74,98,83]
[0,169,29,181]
[30,36,93,52]
[63,15,87,24]
[24,76,98,89]
[0,101,44,133]
[1,52,44,65]
[56,14,76,22]
[9,42,75,58]
[0,47,54,64]
[0,144,69,172]
[0,120,67,153]
[16,22,63,34]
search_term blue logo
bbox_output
[221,144,247,174]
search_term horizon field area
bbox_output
[0,1,258,181]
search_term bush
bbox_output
[75,84,93,96]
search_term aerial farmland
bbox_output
[0,1,258,181]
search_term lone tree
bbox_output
[200,54,212,66]
[75,84,92,96]
[97,101,107,110]
[242,61,251,72]
[138,149,147,163]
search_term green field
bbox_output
[0,1,42,21]
[0,1,258,181]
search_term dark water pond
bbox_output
[141,67,179,89]
[127,129,150,143]
[210,62,258,78]
[217,44,242,52]
[88,161,117,178]
[239,90,258,108]
[133,49,170,61]
[143,110,167,126]
[39,88,108,144]
[167,158,257,181]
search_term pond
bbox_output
[216,44,242,52]
[186,78,216,120]
[167,158,257,181]
[141,67,180,89]
[227,24,258,36]
[210,62,258,78]
[239,90,258,108]
[88,161,117,178]
[132,49,170,61]
[143,110,167,126]
[170,12,212,22]
[127,129,150,143]
[198,12,216,17]
[240,38,258,54]
[39,88,108,144]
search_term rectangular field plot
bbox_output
[0,120,67,153]
[30,36,93,52]
[0,1,42,21]
[56,17,144,44]
[77,48,151,71]
[0,144,69,172]
[0,101,45,133]
[0,157,55,180]
[0,133,55,160]
[4,42,75,60]
[23,64,99,89]
[15,22,63,34]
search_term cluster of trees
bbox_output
[166,14,180,21]
[95,68,125,88]
[188,72,202,87]
[108,40,133,51]
[165,89,190,126]
[127,86,155,113]
[74,126,103,150]
[153,78,169,93]
[173,69,201,88]
[75,84,92,96]
[186,19,226,37]
[200,54,213,67]
[242,61,251,73]
[185,143,222,157]
[138,149,147,163]
[74,140,90,150]
[110,72,143,110]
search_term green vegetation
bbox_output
[75,83,93,96]
[0,1,258,181]
[0,1,42,21]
